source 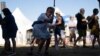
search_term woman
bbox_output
[1,8,18,55]
[32,7,54,55]
[54,12,65,49]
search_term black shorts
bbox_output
[78,30,86,37]
[54,27,61,36]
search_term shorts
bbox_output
[60,30,65,39]
[69,27,76,34]
[78,30,86,37]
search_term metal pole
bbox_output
[54,0,55,7]
[52,0,55,23]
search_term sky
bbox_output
[0,0,99,22]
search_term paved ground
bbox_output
[0,36,100,56]
[0,45,100,56]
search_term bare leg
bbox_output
[83,36,86,47]
[74,36,81,46]
[97,37,100,46]
[30,38,35,53]
[92,36,96,48]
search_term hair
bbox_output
[80,8,85,12]
[2,8,11,16]
[46,7,55,14]
[93,8,99,15]
[56,12,60,15]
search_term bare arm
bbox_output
[55,16,62,25]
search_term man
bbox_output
[68,16,77,44]
[74,8,87,47]
[87,8,100,48]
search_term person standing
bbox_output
[1,8,18,55]
[54,12,66,49]
[67,16,77,44]
[74,8,87,47]
[87,8,100,48]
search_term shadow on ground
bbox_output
[0,46,100,56]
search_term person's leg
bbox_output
[54,33,59,50]
[92,36,96,48]
[44,38,51,54]
[29,37,35,54]
[70,32,76,43]
[62,38,66,48]
[70,33,73,42]
[96,36,100,46]
[11,38,16,52]
[54,33,59,46]
[83,36,86,47]
[60,30,66,47]
[74,30,82,47]
[74,37,81,46]
[58,31,62,44]
[1,38,12,55]
[69,28,73,42]
[83,30,86,47]
[73,33,76,43]
[37,39,45,53]
[72,28,76,43]
[4,38,11,52]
